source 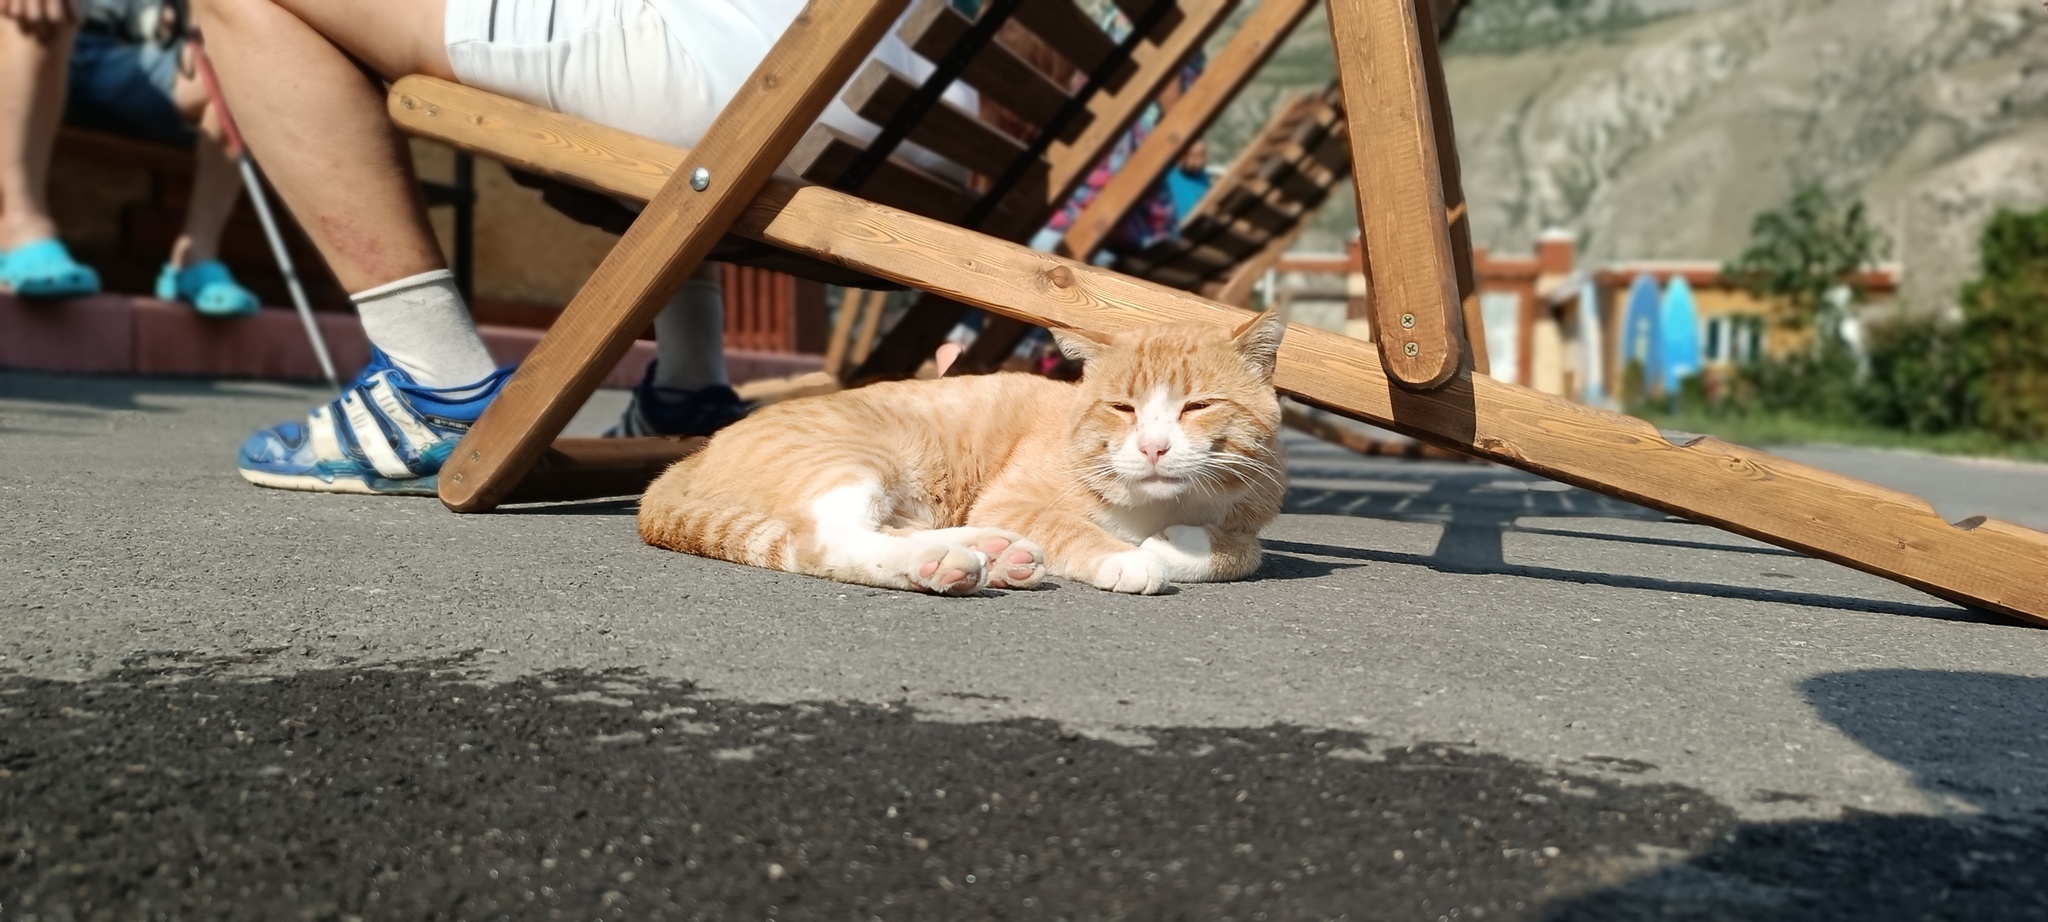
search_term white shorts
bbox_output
[443,0,975,180]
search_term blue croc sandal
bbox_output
[157,259,260,316]
[0,239,101,299]
[237,349,514,495]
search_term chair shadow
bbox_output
[1275,456,1989,624]
[1543,669,2048,920]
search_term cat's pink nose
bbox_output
[1139,441,1169,464]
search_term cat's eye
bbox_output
[1182,400,1216,414]
[1108,402,1135,414]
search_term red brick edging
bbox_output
[0,294,821,388]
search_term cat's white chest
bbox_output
[1097,491,1239,544]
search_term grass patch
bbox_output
[1635,407,2048,463]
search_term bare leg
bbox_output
[166,55,241,268]
[0,17,75,250]
[188,0,452,291]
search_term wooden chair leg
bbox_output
[954,316,1034,374]
[1414,0,1488,378]
[1328,0,1464,389]
[822,288,865,379]
[429,0,909,512]
[849,289,889,368]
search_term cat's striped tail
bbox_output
[638,460,801,570]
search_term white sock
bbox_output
[351,269,498,389]
[652,273,727,392]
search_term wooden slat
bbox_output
[1010,0,1119,75]
[840,61,1040,182]
[1329,0,1463,389]
[1415,0,1483,377]
[790,125,986,223]
[900,0,1077,133]
[822,288,865,377]
[850,0,1236,383]
[1208,210,1313,306]
[1040,0,1233,214]
[851,288,889,366]
[396,2,910,512]
[394,75,2048,624]
[1058,0,1315,258]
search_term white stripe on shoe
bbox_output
[340,389,416,480]
[309,404,345,461]
[366,374,440,462]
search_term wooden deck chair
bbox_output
[389,0,2048,625]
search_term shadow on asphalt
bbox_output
[5,659,2047,919]
[1279,465,1995,625]
[1,655,1731,920]
[1544,670,2048,920]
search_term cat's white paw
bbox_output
[906,543,989,596]
[919,527,1047,590]
[1091,549,1169,595]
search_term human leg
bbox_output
[605,265,751,438]
[0,15,99,296]
[128,40,258,314]
[188,0,451,293]
[0,15,69,249]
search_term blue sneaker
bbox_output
[603,361,750,438]
[0,238,101,299]
[237,350,513,495]
[157,259,260,317]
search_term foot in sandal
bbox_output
[0,239,101,299]
[156,260,261,317]
[237,349,513,495]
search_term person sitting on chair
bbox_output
[191,0,970,495]
[0,0,262,313]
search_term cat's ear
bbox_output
[1050,327,1104,364]
[1229,307,1287,381]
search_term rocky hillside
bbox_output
[1224,0,2048,313]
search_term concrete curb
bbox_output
[0,294,821,388]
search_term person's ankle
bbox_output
[0,215,62,251]
[168,239,220,269]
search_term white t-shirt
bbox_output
[444,0,978,181]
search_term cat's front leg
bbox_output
[972,505,1169,595]
[1139,525,1263,583]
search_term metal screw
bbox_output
[470,450,481,462]
[1404,342,1420,357]
[1400,313,1416,329]
[689,167,711,191]
[400,96,415,110]
[452,472,464,483]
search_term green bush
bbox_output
[1857,317,1976,435]
[1960,208,2048,443]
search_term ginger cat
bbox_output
[638,309,1287,595]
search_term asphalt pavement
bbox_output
[7,370,2048,921]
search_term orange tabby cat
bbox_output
[637,309,1287,595]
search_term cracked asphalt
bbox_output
[7,371,2048,920]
